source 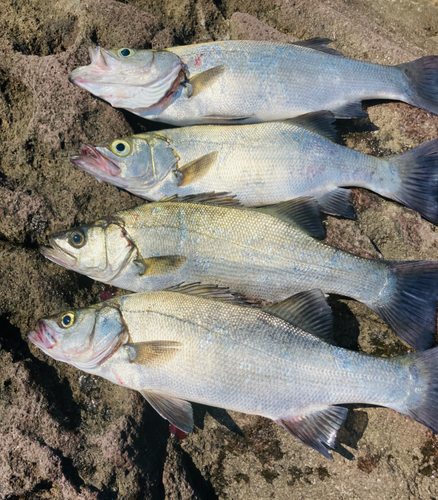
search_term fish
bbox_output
[28,285,438,459]
[70,112,438,224]
[68,39,438,126]
[39,193,438,351]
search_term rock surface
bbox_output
[1,0,438,498]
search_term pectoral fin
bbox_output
[176,151,218,186]
[124,341,182,365]
[275,406,348,459]
[188,65,226,97]
[140,390,194,433]
[135,255,187,277]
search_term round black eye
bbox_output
[116,142,126,152]
[60,312,75,328]
[69,230,85,248]
[111,140,131,156]
[119,48,133,57]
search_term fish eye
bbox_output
[60,312,75,328]
[111,140,131,157]
[118,48,134,58]
[69,230,86,248]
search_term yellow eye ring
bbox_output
[111,140,131,157]
[69,230,85,248]
[118,48,135,58]
[60,312,75,328]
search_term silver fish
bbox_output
[39,194,438,351]
[28,286,438,459]
[71,113,438,224]
[68,40,438,125]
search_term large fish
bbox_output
[68,40,438,126]
[28,286,438,459]
[71,113,438,224]
[39,194,438,351]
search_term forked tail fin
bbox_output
[366,261,438,351]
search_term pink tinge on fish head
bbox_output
[28,320,61,350]
[71,145,121,179]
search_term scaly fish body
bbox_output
[40,197,438,350]
[71,119,438,224]
[28,288,438,459]
[68,40,438,125]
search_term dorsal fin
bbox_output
[283,111,338,142]
[159,192,244,207]
[165,282,252,305]
[257,198,326,239]
[264,290,333,342]
[290,38,344,57]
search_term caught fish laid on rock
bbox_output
[68,40,438,126]
[40,194,438,351]
[71,112,438,224]
[28,285,438,459]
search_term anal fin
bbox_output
[275,406,348,459]
[316,188,356,219]
[283,111,338,142]
[140,390,194,433]
[331,101,368,119]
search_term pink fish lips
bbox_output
[71,145,121,180]
[28,320,59,350]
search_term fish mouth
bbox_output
[28,320,57,350]
[71,145,121,179]
[40,238,78,269]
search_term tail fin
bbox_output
[387,139,438,225]
[402,348,438,433]
[397,56,438,116]
[366,261,438,351]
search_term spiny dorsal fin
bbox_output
[290,38,344,57]
[257,198,326,239]
[140,390,194,433]
[264,290,333,342]
[124,341,182,365]
[176,151,219,186]
[159,192,244,207]
[283,111,338,142]
[275,406,348,459]
[188,65,226,97]
[165,282,252,305]
[315,188,356,219]
[134,255,187,277]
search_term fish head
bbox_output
[40,220,138,282]
[68,46,184,112]
[28,303,127,370]
[71,134,179,192]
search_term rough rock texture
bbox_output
[1,0,438,498]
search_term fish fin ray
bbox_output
[386,139,438,225]
[124,341,182,365]
[159,192,244,207]
[316,188,356,219]
[188,65,226,97]
[283,111,338,142]
[201,114,253,122]
[264,290,333,342]
[140,390,194,433]
[176,151,219,186]
[135,255,187,276]
[367,261,438,351]
[290,38,344,57]
[257,197,326,239]
[276,406,348,459]
[165,282,252,305]
[331,101,368,119]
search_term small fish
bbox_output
[39,194,438,351]
[71,112,438,224]
[68,40,438,126]
[28,285,438,459]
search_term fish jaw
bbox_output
[40,238,78,270]
[28,320,61,351]
[69,46,184,111]
[71,145,121,182]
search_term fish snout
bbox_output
[71,145,121,178]
[28,320,57,349]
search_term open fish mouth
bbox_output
[28,320,57,350]
[71,145,121,178]
[40,238,78,269]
